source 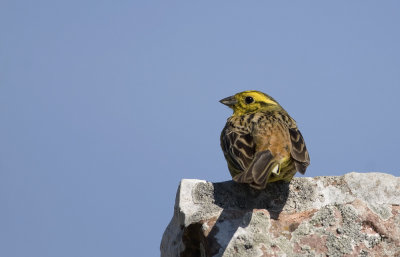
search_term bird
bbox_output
[219,90,310,190]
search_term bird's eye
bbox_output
[245,96,254,104]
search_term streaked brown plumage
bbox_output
[220,90,310,190]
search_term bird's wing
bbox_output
[288,127,310,174]
[220,130,255,176]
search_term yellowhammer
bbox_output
[220,90,310,190]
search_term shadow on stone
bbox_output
[188,180,290,257]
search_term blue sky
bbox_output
[1,1,399,256]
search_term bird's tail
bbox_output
[233,150,279,190]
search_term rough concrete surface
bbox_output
[160,173,400,257]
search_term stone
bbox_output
[160,173,400,257]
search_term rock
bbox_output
[160,173,400,257]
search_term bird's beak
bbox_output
[219,96,237,107]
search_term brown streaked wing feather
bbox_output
[289,128,310,174]
[221,130,255,173]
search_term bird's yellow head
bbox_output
[220,90,281,116]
